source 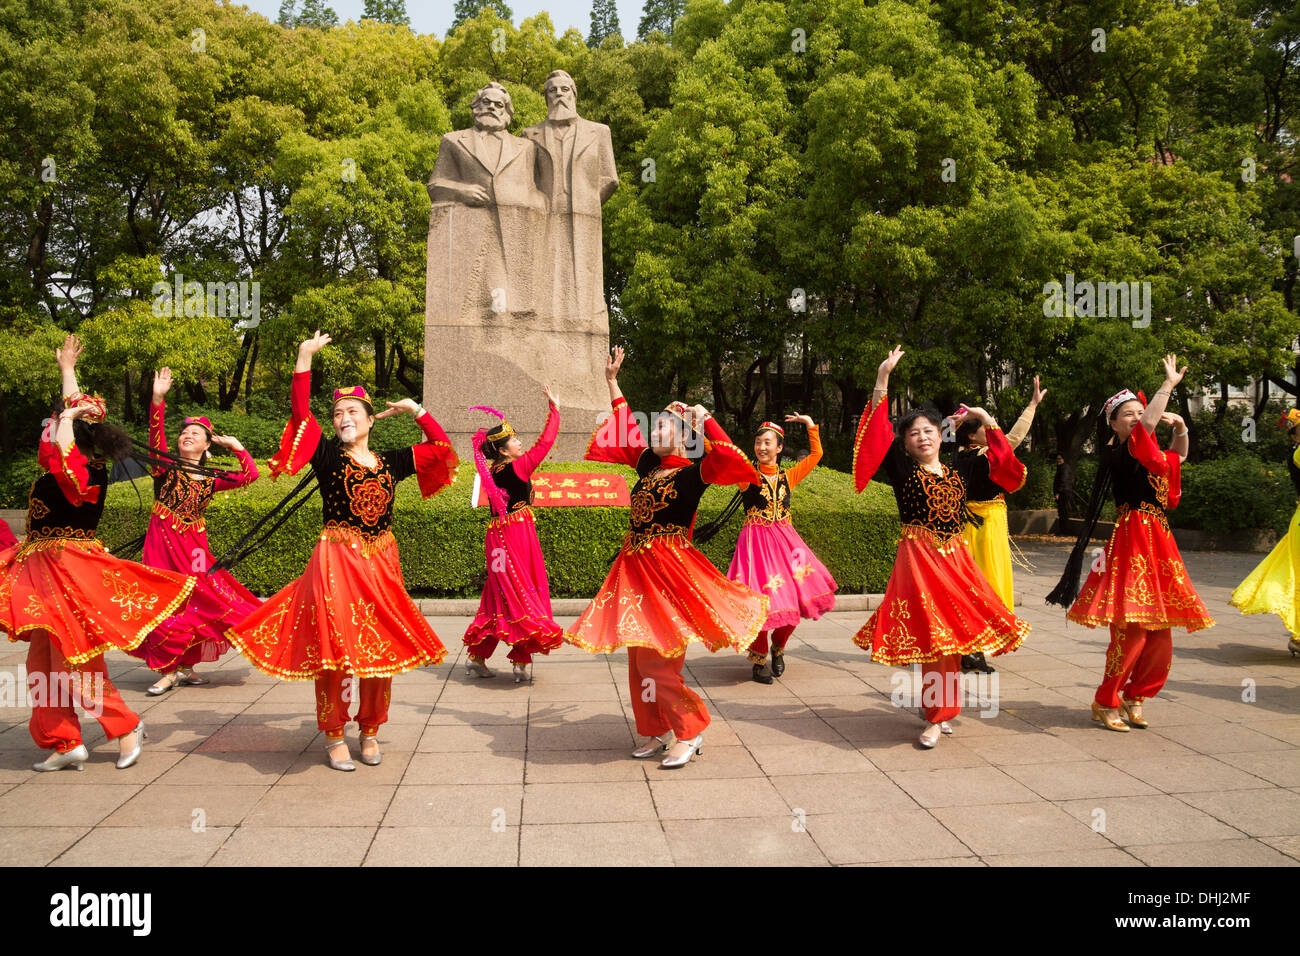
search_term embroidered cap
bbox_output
[65,392,107,424]
[1101,389,1140,420]
[662,401,701,438]
[333,386,373,415]
[1279,409,1300,432]
[181,415,214,439]
[756,421,785,438]
[469,404,513,443]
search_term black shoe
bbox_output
[960,654,979,672]
[752,662,774,685]
[770,648,786,678]
[970,652,995,674]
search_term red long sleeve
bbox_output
[215,446,260,491]
[852,399,894,492]
[1128,424,1182,508]
[39,433,99,505]
[585,397,645,467]
[515,400,559,480]
[984,426,1027,493]
[411,410,459,498]
[267,370,322,479]
[699,415,761,487]
[149,401,168,477]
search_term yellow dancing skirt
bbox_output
[1230,502,1300,639]
[963,497,1014,612]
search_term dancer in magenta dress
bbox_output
[726,415,837,683]
[128,367,261,695]
[462,389,564,683]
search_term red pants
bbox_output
[627,647,711,740]
[1095,624,1172,708]
[314,672,391,738]
[748,625,796,660]
[467,637,532,665]
[26,631,139,752]
[921,654,962,723]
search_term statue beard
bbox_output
[547,99,579,122]
[474,114,509,132]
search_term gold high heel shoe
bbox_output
[1091,701,1130,732]
[1118,699,1148,728]
[660,733,703,769]
[33,744,89,772]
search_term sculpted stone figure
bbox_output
[426,82,546,320]
[522,70,619,330]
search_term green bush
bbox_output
[94,459,902,598]
[0,453,41,509]
[1175,454,1295,536]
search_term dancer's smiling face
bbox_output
[753,429,782,465]
[177,423,211,459]
[333,398,373,445]
[1109,400,1142,441]
[651,413,685,456]
[903,418,941,464]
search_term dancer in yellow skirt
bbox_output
[953,376,1045,672]
[1230,408,1300,657]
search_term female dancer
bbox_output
[726,415,837,683]
[226,331,458,771]
[0,336,195,770]
[462,389,564,682]
[568,347,769,769]
[1047,355,1214,731]
[129,367,261,694]
[1230,409,1300,657]
[852,346,1030,748]
[954,375,1046,673]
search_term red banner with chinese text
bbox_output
[473,472,631,507]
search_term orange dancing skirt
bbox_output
[226,524,446,680]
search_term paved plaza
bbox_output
[2,542,1298,867]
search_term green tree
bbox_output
[637,0,686,39]
[451,0,514,33]
[588,0,622,47]
[363,0,410,26]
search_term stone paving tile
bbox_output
[1125,839,1300,867]
[403,751,525,786]
[1058,795,1245,846]
[1175,786,1300,837]
[662,816,830,866]
[1214,749,1300,787]
[769,771,916,815]
[101,784,269,828]
[211,826,375,867]
[51,825,232,867]
[0,826,90,866]
[930,802,1112,856]
[0,783,142,826]
[886,766,1042,808]
[522,781,657,824]
[999,760,1159,801]
[523,749,652,783]
[520,821,674,866]
[982,848,1144,866]
[382,784,522,828]
[364,825,520,866]
[242,785,395,828]
[804,810,971,864]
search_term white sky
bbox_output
[235,0,646,39]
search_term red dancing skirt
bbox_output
[1068,504,1214,632]
[853,526,1030,665]
[463,508,563,656]
[566,532,769,658]
[226,524,446,680]
[130,570,261,671]
[728,518,837,629]
[0,535,195,667]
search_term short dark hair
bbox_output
[955,416,981,446]
[895,406,944,440]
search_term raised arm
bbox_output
[854,347,904,492]
[515,387,560,480]
[149,368,172,476]
[781,414,822,488]
[586,347,646,467]
[1005,376,1045,450]
[376,398,459,498]
[694,408,761,487]
[1160,411,1189,464]
[1139,354,1186,435]
[268,332,329,478]
[210,435,259,490]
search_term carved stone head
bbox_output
[542,70,578,121]
[471,82,513,131]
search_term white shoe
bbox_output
[918,723,942,749]
[466,658,495,678]
[115,723,145,769]
[632,732,675,758]
[33,744,89,772]
[512,663,529,683]
[940,721,953,735]
[660,733,703,769]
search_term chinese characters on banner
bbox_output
[473,473,631,508]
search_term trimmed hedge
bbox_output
[94,458,902,598]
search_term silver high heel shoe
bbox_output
[940,721,953,735]
[147,672,180,696]
[918,723,942,749]
[325,738,356,772]
[177,668,209,686]
[33,744,89,772]
[631,732,675,759]
[512,663,529,683]
[358,734,382,766]
[116,723,146,769]
[660,733,703,769]
[465,658,495,679]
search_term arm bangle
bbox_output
[1174,428,1188,437]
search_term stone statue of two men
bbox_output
[424,70,618,459]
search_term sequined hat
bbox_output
[181,415,214,438]
[662,401,700,437]
[1101,389,1141,419]
[1279,409,1300,432]
[469,405,513,442]
[756,421,785,438]
[332,386,374,415]
[65,392,107,424]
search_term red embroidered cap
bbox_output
[181,415,214,438]
[333,386,374,415]
[756,421,785,438]
[65,392,107,424]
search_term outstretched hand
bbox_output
[56,334,82,373]
[153,367,173,401]
[299,330,332,357]
[375,398,420,420]
[784,413,814,428]
[605,346,625,382]
[543,385,558,406]
[210,434,244,452]
[1160,353,1187,387]
[879,345,904,377]
[1031,375,1047,406]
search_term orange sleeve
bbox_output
[782,425,822,488]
